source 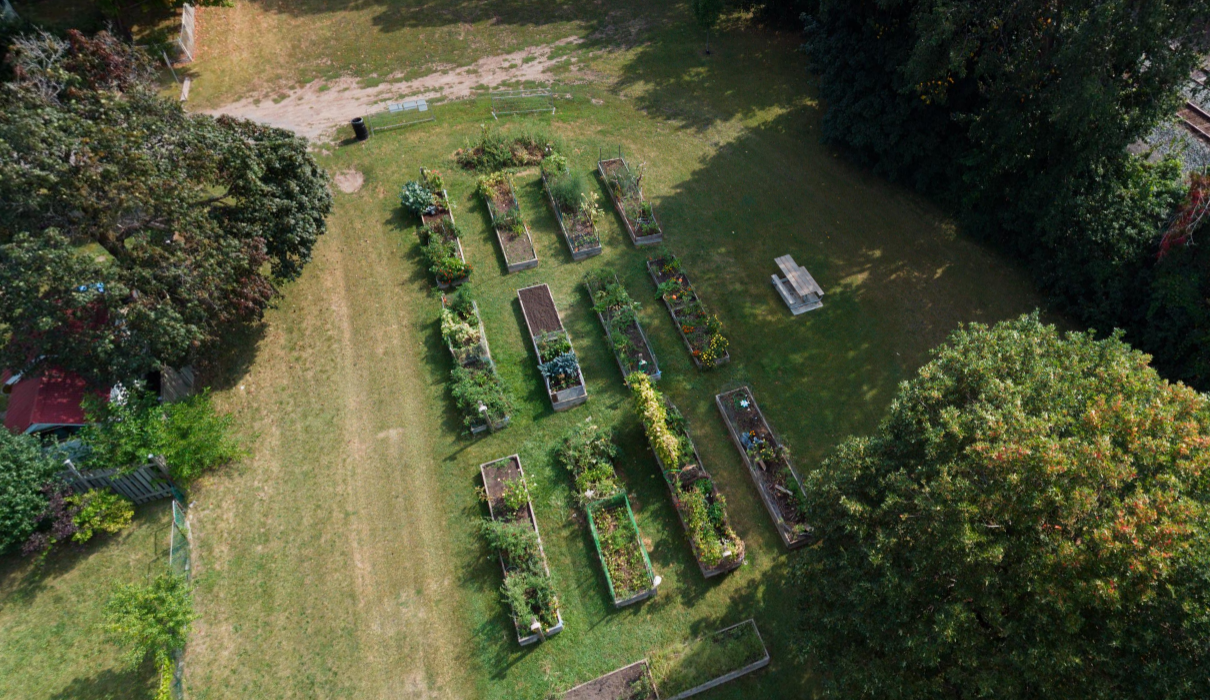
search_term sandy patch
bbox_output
[204,37,582,140]
[333,169,364,193]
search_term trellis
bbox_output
[490,87,556,119]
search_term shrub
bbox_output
[70,489,134,544]
[161,392,243,482]
[0,429,62,554]
[501,478,529,513]
[480,519,543,574]
[103,571,195,668]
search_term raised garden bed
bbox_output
[715,387,810,548]
[598,155,663,246]
[649,619,769,700]
[563,660,658,700]
[630,374,744,578]
[441,292,510,434]
[518,283,588,412]
[404,168,470,290]
[586,271,661,383]
[478,172,538,273]
[479,455,564,645]
[647,253,730,370]
[416,218,471,290]
[541,154,604,261]
[558,422,658,607]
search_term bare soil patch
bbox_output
[204,37,582,140]
[333,169,364,193]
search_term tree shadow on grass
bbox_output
[194,321,268,393]
[45,661,158,700]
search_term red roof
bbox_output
[3,368,108,434]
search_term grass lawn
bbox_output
[179,10,1051,700]
[0,501,172,700]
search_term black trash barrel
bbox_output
[351,117,369,141]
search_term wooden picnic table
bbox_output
[775,255,823,299]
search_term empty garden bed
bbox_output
[478,172,538,272]
[480,455,564,645]
[563,660,658,700]
[647,253,730,370]
[716,387,810,547]
[558,422,658,608]
[648,619,769,699]
[441,292,510,434]
[518,283,588,411]
[630,374,744,578]
[542,154,604,260]
[586,271,661,383]
[598,155,663,246]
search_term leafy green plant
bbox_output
[630,374,682,472]
[480,519,543,574]
[441,308,480,349]
[420,168,445,193]
[447,284,475,319]
[79,389,241,482]
[535,332,572,362]
[678,480,725,567]
[69,489,134,544]
[456,125,554,171]
[557,422,621,503]
[501,571,559,629]
[103,571,196,668]
[540,152,568,180]
[538,352,580,387]
[0,429,62,554]
[501,478,529,513]
[549,169,587,209]
[448,366,510,430]
[400,180,434,217]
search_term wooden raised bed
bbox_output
[517,283,588,412]
[646,257,730,370]
[418,168,467,290]
[563,660,658,700]
[651,435,744,578]
[586,493,658,608]
[716,387,811,548]
[481,173,538,273]
[586,273,661,384]
[649,619,769,700]
[480,455,564,645]
[418,218,469,291]
[441,299,509,434]
[542,171,604,261]
[598,156,663,246]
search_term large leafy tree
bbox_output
[796,314,1210,699]
[0,30,331,382]
[801,0,1210,388]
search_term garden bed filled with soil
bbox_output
[518,284,588,411]
[441,295,510,434]
[649,619,769,699]
[598,156,663,246]
[586,272,661,383]
[480,455,564,645]
[630,374,744,578]
[647,254,730,370]
[563,660,658,700]
[478,172,538,272]
[716,387,810,547]
[542,158,603,260]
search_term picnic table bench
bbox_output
[772,254,824,315]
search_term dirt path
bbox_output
[203,37,582,140]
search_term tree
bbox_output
[0,30,332,382]
[795,314,1210,699]
[690,0,724,54]
[0,430,62,554]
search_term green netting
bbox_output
[586,493,655,605]
[168,499,191,580]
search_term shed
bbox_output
[2,368,109,435]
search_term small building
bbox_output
[2,368,109,436]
